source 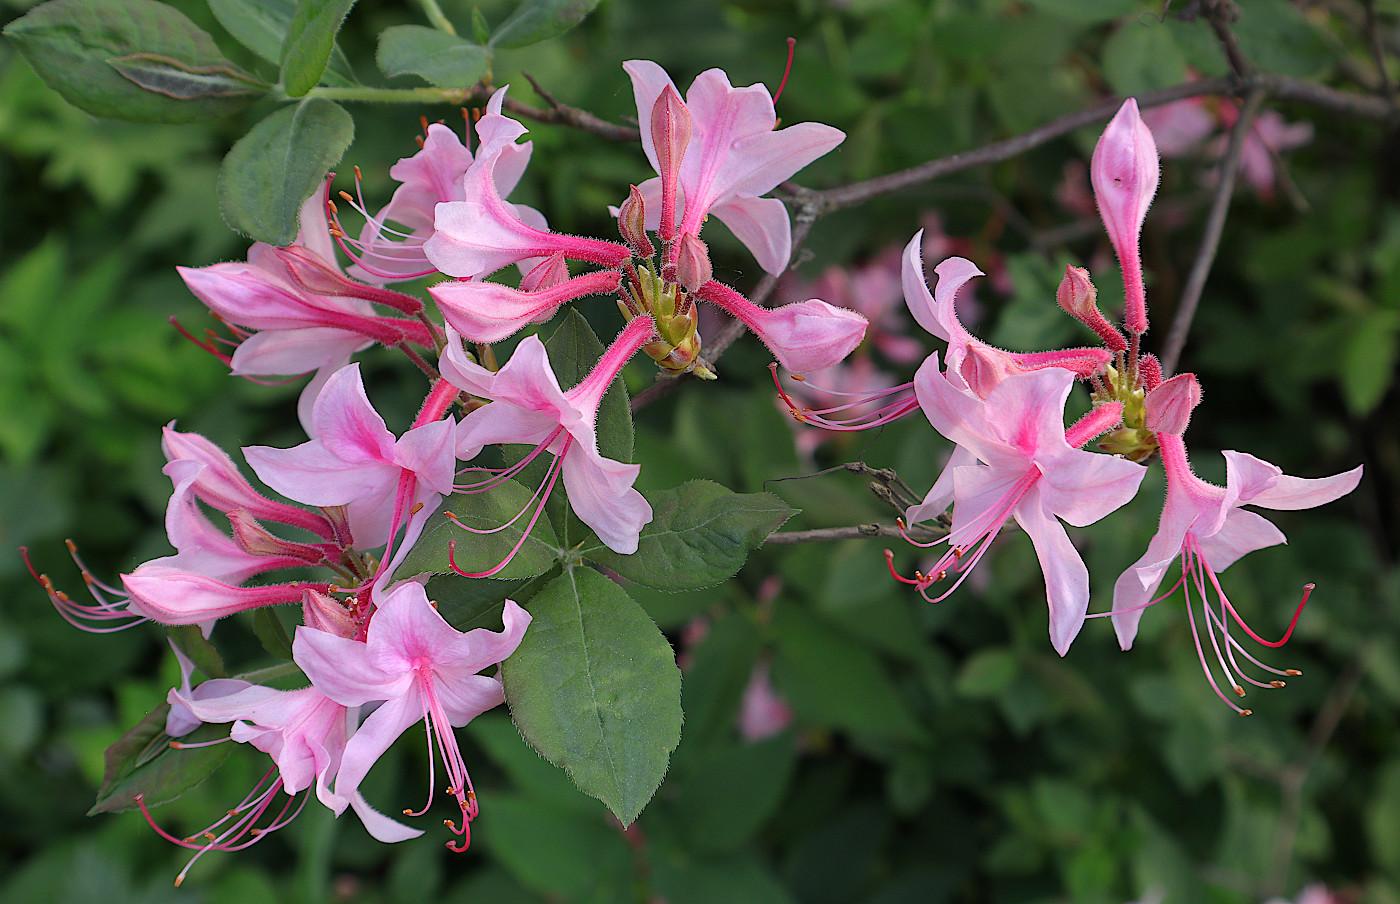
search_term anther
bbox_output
[791,374,806,382]
[1233,685,1245,697]
[403,808,414,816]
[339,191,354,203]
[410,502,424,515]
[1238,709,1253,717]
[1270,680,1287,688]
[443,510,457,519]
[353,165,362,181]
[1286,669,1303,676]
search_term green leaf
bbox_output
[108,53,265,99]
[1101,20,1188,97]
[89,705,231,814]
[208,0,356,85]
[395,478,562,581]
[4,0,259,123]
[471,7,491,45]
[771,604,928,743]
[466,713,597,813]
[280,0,357,97]
[251,607,294,660]
[424,572,527,632]
[478,794,633,899]
[668,734,798,855]
[954,648,1019,699]
[501,567,682,824]
[1341,309,1399,417]
[377,25,489,89]
[490,0,600,50]
[583,480,796,591]
[1232,0,1338,78]
[167,624,226,678]
[217,97,354,244]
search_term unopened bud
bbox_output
[618,185,654,259]
[1091,99,1160,336]
[1057,265,1127,352]
[228,510,324,564]
[302,588,356,638]
[520,252,569,293]
[651,86,691,243]
[673,233,713,293]
[959,343,1015,399]
[643,298,710,378]
[1144,372,1202,436]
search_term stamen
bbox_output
[772,37,797,106]
[448,445,566,578]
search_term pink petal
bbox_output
[350,792,423,842]
[561,447,652,554]
[293,625,407,706]
[1015,497,1090,657]
[709,195,792,276]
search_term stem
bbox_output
[417,0,456,34]
[305,86,472,105]
[765,523,946,545]
[1161,88,1265,376]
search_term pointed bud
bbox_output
[651,86,691,243]
[226,510,326,564]
[1138,352,1163,391]
[519,252,570,293]
[1144,372,1202,436]
[302,588,357,638]
[1091,99,1159,335]
[1057,265,1128,352]
[618,185,654,259]
[674,233,713,293]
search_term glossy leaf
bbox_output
[4,0,258,123]
[394,478,562,581]
[251,607,293,661]
[377,25,490,89]
[490,0,600,50]
[501,567,681,824]
[280,0,358,97]
[583,480,795,591]
[217,97,354,244]
[544,309,633,464]
[89,705,231,814]
[208,0,356,85]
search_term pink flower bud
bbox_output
[1091,99,1159,335]
[226,510,326,565]
[1056,264,1127,352]
[618,184,654,259]
[651,86,691,243]
[674,233,713,293]
[302,588,357,639]
[519,251,570,293]
[1144,372,1202,436]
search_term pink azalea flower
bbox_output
[441,315,656,556]
[178,188,433,430]
[293,582,531,851]
[243,363,457,579]
[1108,433,1362,713]
[901,233,1111,397]
[622,60,846,274]
[737,662,793,742]
[344,87,548,283]
[891,360,1146,655]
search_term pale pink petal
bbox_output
[1225,451,1363,511]
[350,792,423,842]
[708,195,792,276]
[1196,507,1287,573]
[334,690,423,801]
[293,626,408,706]
[1015,495,1090,656]
[561,447,652,554]
[429,270,621,343]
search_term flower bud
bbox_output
[1091,99,1159,336]
[651,85,691,243]
[519,251,570,293]
[618,185,654,259]
[1057,264,1128,352]
[1144,372,1202,436]
[674,233,713,293]
[302,587,357,638]
[227,509,326,564]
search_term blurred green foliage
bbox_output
[2,1,1397,902]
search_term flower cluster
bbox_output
[28,60,867,878]
[781,100,1361,712]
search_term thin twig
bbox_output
[1202,0,1253,77]
[474,78,641,143]
[765,523,932,544]
[1160,88,1265,375]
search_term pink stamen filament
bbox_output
[448,440,568,578]
[453,426,566,494]
[770,365,919,431]
[414,669,478,851]
[772,37,797,106]
[22,546,146,633]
